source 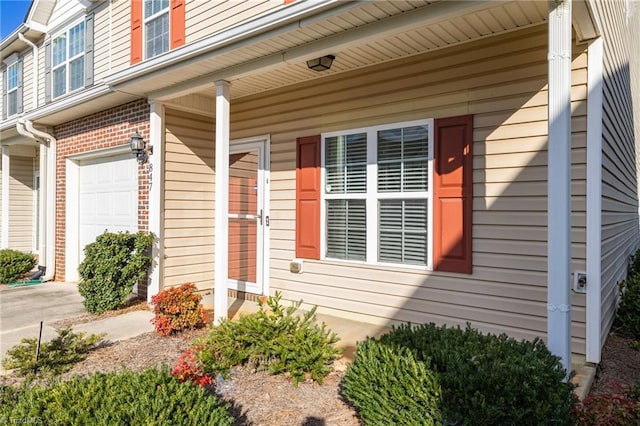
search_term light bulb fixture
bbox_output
[306,54,335,72]
[130,131,152,164]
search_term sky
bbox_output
[1,0,31,40]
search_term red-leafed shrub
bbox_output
[573,382,640,425]
[151,283,206,336]
[172,348,213,388]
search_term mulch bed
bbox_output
[1,306,360,426]
[3,303,638,425]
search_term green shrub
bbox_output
[78,231,154,313]
[375,323,576,425]
[342,338,442,425]
[0,367,234,425]
[151,283,206,336]
[0,249,36,283]
[1,327,105,377]
[628,249,640,277]
[194,292,341,386]
[614,273,640,339]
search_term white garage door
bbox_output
[78,154,138,258]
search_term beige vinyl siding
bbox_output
[225,25,589,353]
[110,0,132,74]
[0,158,2,244]
[37,39,45,108]
[593,1,640,344]
[163,109,215,290]
[0,68,3,119]
[185,0,282,44]
[21,50,34,113]
[8,156,34,253]
[93,2,111,80]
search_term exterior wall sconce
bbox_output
[306,54,335,71]
[130,131,152,164]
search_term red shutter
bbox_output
[434,115,473,274]
[131,0,143,64]
[296,135,321,260]
[170,0,185,49]
[284,0,295,4]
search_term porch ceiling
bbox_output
[114,0,550,104]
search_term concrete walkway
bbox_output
[0,281,154,374]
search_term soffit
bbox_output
[123,0,550,102]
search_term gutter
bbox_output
[17,33,38,110]
[16,119,56,282]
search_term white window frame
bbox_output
[320,119,434,270]
[51,19,85,99]
[6,61,20,117]
[143,0,170,60]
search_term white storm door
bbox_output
[78,153,138,261]
[228,139,268,294]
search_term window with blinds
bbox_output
[322,120,433,268]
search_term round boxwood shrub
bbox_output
[0,367,234,425]
[78,231,153,313]
[376,323,577,425]
[0,249,36,283]
[614,273,640,339]
[342,338,442,425]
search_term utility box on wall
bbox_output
[573,270,587,294]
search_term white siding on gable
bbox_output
[185,0,282,44]
[47,0,86,33]
[592,0,640,345]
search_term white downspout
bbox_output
[17,120,56,282]
[547,0,573,376]
[17,33,38,110]
[586,37,603,364]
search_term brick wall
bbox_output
[54,99,150,282]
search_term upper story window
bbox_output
[131,0,185,64]
[144,0,169,59]
[52,20,85,99]
[2,55,23,119]
[45,14,94,104]
[6,62,21,116]
[322,120,433,268]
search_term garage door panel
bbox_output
[79,154,137,256]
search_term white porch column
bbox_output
[586,37,603,364]
[148,101,165,302]
[214,80,231,323]
[1,146,10,249]
[547,0,573,375]
[38,143,48,263]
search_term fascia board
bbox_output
[23,84,112,122]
